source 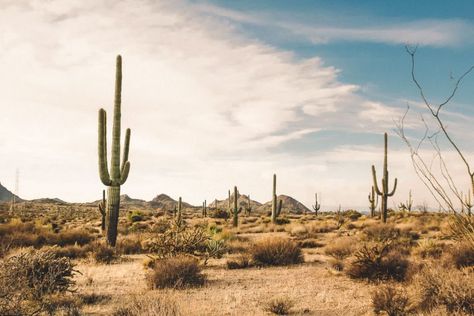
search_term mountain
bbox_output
[30,198,66,204]
[149,194,193,209]
[257,194,311,214]
[120,194,147,205]
[210,191,262,210]
[0,182,22,202]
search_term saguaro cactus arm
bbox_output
[98,110,112,186]
[371,165,382,195]
[387,176,398,196]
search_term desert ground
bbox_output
[0,196,472,316]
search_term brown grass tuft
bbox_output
[251,237,303,266]
[147,255,205,289]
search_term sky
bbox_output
[1,0,474,210]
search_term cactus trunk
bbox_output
[105,186,120,245]
[271,174,282,223]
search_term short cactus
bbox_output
[371,133,397,223]
[245,195,252,216]
[98,55,131,247]
[312,193,321,215]
[271,174,283,223]
[368,186,378,217]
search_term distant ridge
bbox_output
[149,194,193,209]
[0,182,22,202]
[257,194,311,214]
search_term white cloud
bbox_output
[196,4,474,47]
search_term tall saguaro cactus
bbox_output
[368,186,378,218]
[98,55,131,246]
[202,200,207,217]
[176,197,183,226]
[271,174,283,223]
[231,186,241,227]
[312,193,321,215]
[372,133,397,223]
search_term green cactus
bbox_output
[176,197,183,227]
[271,174,283,223]
[372,132,397,223]
[230,186,242,227]
[98,55,131,247]
[202,200,207,217]
[227,189,231,216]
[98,189,106,232]
[312,193,321,215]
[368,186,378,217]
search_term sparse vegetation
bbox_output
[251,237,303,266]
[146,255,206,289]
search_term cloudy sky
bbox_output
[1,0,474,210]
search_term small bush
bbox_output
[328,258,344,271]
[412,265,474,314]
[263,297,294,315]
[0,247,76,315]
[297,238,324,248]
[444,242,474,268]
[346,243,409,282]
[324,237,356,260]
[211,209,229,220]
[93,243,119,264]
[147,255,205,289]
[117,237,143,254]
[127,210,144,223]
[113,293,180,316]
[251,238,303,266]
[414,239,444,259]
[372,284,412,316]
[226,254,251,269]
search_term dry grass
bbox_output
[324,237,356,260]
[371,284,412,316]
[146,255,205,289]
[251,237,303,266]
[263,296,294,315]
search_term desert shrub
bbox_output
[412,265,474,314]
[79,292,111,305]
[47,244,90,259]
[444,242,474,268]
[226,254,251,269]
[343,210,362,221]
[275,217,290,225]
[117,237,143,254]
[251,238,303,266]
[93,243,119,264]
[55,229,95,246]
[127,210,144,222]
[308,221,338,233]
[113,293,181,316]
[0,247,76,315]
[211,209,229,220]
[145,222,208,258]
[414,239,444,259]
[328,258,344,271]
[297,238,324,248]
[147,255,205,289]
[449,213,474,249]
[324,237,356,260]
[263,297,294,315]
[372,284,412,316]
[346,242,409,282]
[289,224,308,238]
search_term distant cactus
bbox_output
[176,197,183,227]
[398,190,413,212]
[98,55,131,247]
[312,193,321,215]
[228,189,231,216]
[245,195,252,216]
[202,200,207,217]
[231,186,242,227]
[98,190,106,232]
[271,174,283,223]
[371,133,397,223]
[368,186,378,217]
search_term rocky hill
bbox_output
[0,182,22,202]
[256,194,311,214]
[149,194,193,210]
